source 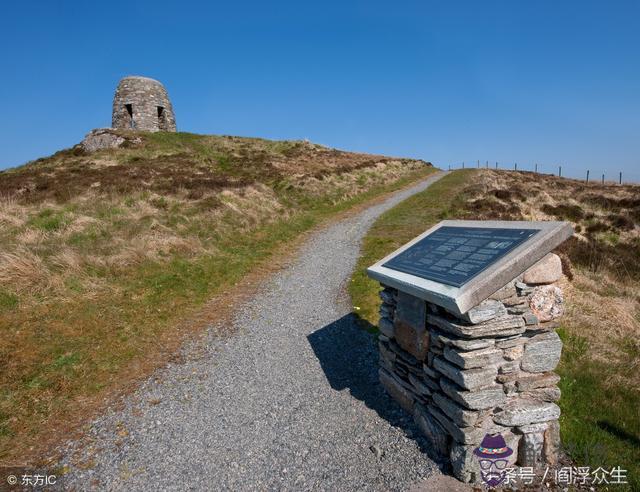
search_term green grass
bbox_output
[27,208,70,232]
[0,291,18,312]
[349,169,476,326]
[557,327,640,491]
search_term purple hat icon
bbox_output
[473,433,514,459]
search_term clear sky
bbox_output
[1,1,639,181]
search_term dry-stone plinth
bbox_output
[367,220,572,485]
[112,76,176,132]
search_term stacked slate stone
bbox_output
[377,253,565,484]
[112,76,177,132]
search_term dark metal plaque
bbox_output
[382,226,539,287]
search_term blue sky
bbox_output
[1,1,639,181]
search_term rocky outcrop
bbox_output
[80,128,143,153]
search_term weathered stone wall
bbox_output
[377,253,565,484]
[112,76,176,132]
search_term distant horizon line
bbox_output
[0,129,638,185]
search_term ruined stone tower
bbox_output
[111,76,176,132]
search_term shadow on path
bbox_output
[307,313,442,463]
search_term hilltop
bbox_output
[1,130,427,203]
[0,131,434,462]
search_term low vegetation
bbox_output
[350,169,639,490]
[349,170,476,326]
[0,131,435,462]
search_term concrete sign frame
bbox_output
[366,220,573,315]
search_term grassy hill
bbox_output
[350,169,639,490]
[0,130,435,463]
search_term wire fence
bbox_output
[447,161,628,185]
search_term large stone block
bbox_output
[427,314,525,339]
[440,377,506,410]
[378,316,395,338]
[459,299,507,324]
[499,361,519,374]
[450,443,480,484]
[388,340,420,366]
[427,405,483,444]
[495,335,524,349]
[395,322,430,361]
[378,341,396,364]
[516,372,560,391]
[489,279,518,302]
[523,253,563,284]
[529,285,564,322]
[521,331,562,373]
[518,430,545,467]
[517,422,548,434]
[503,344,524,361]
[379,369,415,413]
[450,430,519,484]
[542,420,561,465]
[433,357,498,391]
[414,403,451,458]
[524,386,561,402]
[433,331,495,351]
[493,399,560,426]
[408,373,432,396]
[81,129,128,152]
[443,345,503,369]
[432,392,479,427]
[394,292,429,360]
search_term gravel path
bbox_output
[60,172,448,491]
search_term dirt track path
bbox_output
[61,172,448,491]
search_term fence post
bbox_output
[462,161,465,169]
[486,160,488,168]
[586,170,589,183]
[602,174,605,185]
[619,172,622,184]
[535,163,538,173]
[559,166,562,177]
[514,162,517,171]
[477,160,480,169]
[495,162,498,169]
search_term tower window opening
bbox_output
[125,104,135,129]
[157,106,167,130]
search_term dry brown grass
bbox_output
[457,169,640,388]
[0,248,58,295]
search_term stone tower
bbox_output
[111,76,176,132]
